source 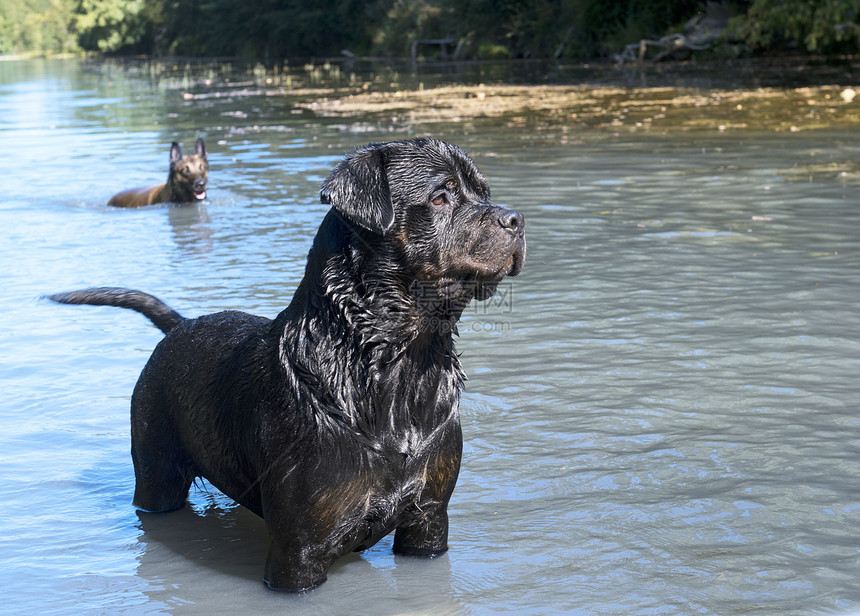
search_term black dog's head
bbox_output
[168,138,208,201]
[321,138,525,309]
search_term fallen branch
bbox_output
[613,1,731,63]
[613,33,712,63]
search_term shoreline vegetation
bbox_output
[4,1,860,63]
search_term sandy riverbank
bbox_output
[296,82,860,134]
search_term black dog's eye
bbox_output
[431,194,446,206]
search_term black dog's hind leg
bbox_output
[129,392,193,512]
[131,439,193,512]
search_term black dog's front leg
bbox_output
[393,505,450,557]
[262,494,338,591]
[394,426,462,557]
[263,537,332,591]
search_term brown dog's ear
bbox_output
[320,144,394,235]
[195,138,207,160]
[169,142,182,165]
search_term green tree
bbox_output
[0,0,25,54]
[374,0,452,58]
[153,0,388,60]
[0,0,78,54]
[732,0,860,53]
[6,0,860,61]
[368,0,702,60]
[74,0,148,53]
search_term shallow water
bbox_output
[1,58,859,615]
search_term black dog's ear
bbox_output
[169,142,182,165]
[195,137,207,160]
[320,145,394,235]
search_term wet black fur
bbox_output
[47,137,526,591]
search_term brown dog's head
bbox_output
[168,138,208,202]
[321,138,525,307]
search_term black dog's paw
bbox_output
[393,521,449,558]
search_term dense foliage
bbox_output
[2,0,860,60]
[731,0,860,53]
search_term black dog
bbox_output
[49,137,525,591]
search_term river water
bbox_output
[1,58,859,615]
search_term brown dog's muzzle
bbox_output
[193,177,207,200]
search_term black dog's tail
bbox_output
[46,287,185,334]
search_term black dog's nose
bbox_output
[497,208,525,235]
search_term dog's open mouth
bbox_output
[195,190,207,200]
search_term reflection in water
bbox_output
[136,487,466,615]
[2,59,860,616]
[136,500,269,588]
[167,202,214,255]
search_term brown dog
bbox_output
[108,138,208,207]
